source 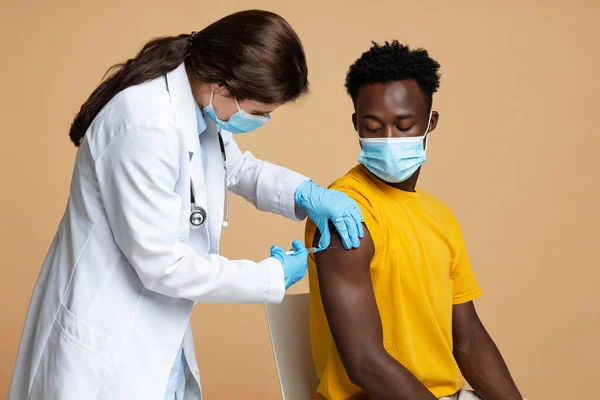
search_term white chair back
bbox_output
[265,293,319,400]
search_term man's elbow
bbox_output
[342,345,387,388]
[347,366,370,389]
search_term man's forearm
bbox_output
[453,327,522,400]
[348,350,436,400]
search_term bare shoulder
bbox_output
[314,221,375,277]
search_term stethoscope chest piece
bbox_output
[188,125,229,231]
[189,205,207,229]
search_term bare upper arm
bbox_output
[313,221,384,373]
[452,301,485,351]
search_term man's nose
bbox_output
[383,125,395,138]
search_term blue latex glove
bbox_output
[295,180,364,250]
[270,239,309,289]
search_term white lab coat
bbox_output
[8,63,308,400]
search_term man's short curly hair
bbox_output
[345,41,441,113]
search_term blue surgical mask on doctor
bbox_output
[358,111,433,183]
[203,89,270,134]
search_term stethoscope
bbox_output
[189,129,229,229]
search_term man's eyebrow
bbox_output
[362,115,382,122]
[362,113,417,121]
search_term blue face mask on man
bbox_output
[202,89,270,134]
[358,111,432,183]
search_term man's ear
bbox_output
[428,111,440,133]
[352,113,358,131]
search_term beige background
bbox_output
[1,0,599,398]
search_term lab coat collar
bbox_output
[165,63,200,151]
[166,62,210,237]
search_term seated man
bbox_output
[306,41,523,400]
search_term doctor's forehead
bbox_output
[355,81,426,115]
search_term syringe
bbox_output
[285,247,337,255]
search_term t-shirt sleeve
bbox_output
[331,183,383,253]
[447,212,483,304]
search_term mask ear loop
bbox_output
[355,124,364,148]
[209,88,215,105]
[423,110,433,151]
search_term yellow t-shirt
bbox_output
[306,165,482,400]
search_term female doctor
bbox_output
[8,10,363,400]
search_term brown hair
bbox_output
[68,10,309,147]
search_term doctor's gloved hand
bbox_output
[295,180,364,250]
[270,240,308,290]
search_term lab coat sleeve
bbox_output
[222,130,309,221]
[94,121,285,303]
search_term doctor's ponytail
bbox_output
[68,10,309,147]
[68,35,190,146]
